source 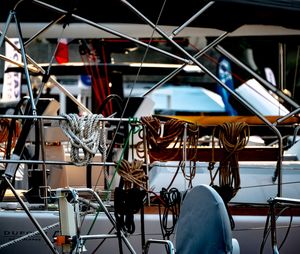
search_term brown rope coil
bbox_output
[0,119,21,154]
[209,121,250,199]
[136,116,200,188]
[117,159,148,190]
[137,116,199,162]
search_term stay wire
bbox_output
[101,42,113,115]
[292,45,299,99]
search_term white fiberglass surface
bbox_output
[149,161,300,203]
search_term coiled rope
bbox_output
[114,159,147,234]
[137,116,184,161]
[117,159,148,190]
[0,119,20,155]
[209,121,250,200]
[208,121,249,230]
[137,116,199,162]
[60,114,107,166]
[137,116,199,187]
[158,187,181,240]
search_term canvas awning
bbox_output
[1,0,300,38]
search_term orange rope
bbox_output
[0,119,21,155]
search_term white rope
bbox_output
[60,114,107,166]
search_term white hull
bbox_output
[1,210,300,254]
[1,161,300,253]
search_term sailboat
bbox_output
[0,0,300,253]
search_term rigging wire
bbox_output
[292,45,300,99]
[100,42,113,115]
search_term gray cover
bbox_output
[175,184,233,254]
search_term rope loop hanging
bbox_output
[159,187,181,240]
[209,121,250,200]
[0,119,21,155]
[114,159,147,234]
[137,116,199,162]
[117,159,148,190]
[60,113,107,166]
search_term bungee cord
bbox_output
[158,187,181,240]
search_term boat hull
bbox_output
[0,209,300,253]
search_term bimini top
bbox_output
[1,0,300,33]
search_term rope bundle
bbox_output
[138,116,199,162]
[115,159,147,234]
[0,119,21,154]
[60,114,106,166]
[137,116,199,188]
[210,121,250,199]
[117,159,147,190]
[142,116,184,149]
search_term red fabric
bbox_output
[55,39,69,64]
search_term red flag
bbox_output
[55,38,69,64]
